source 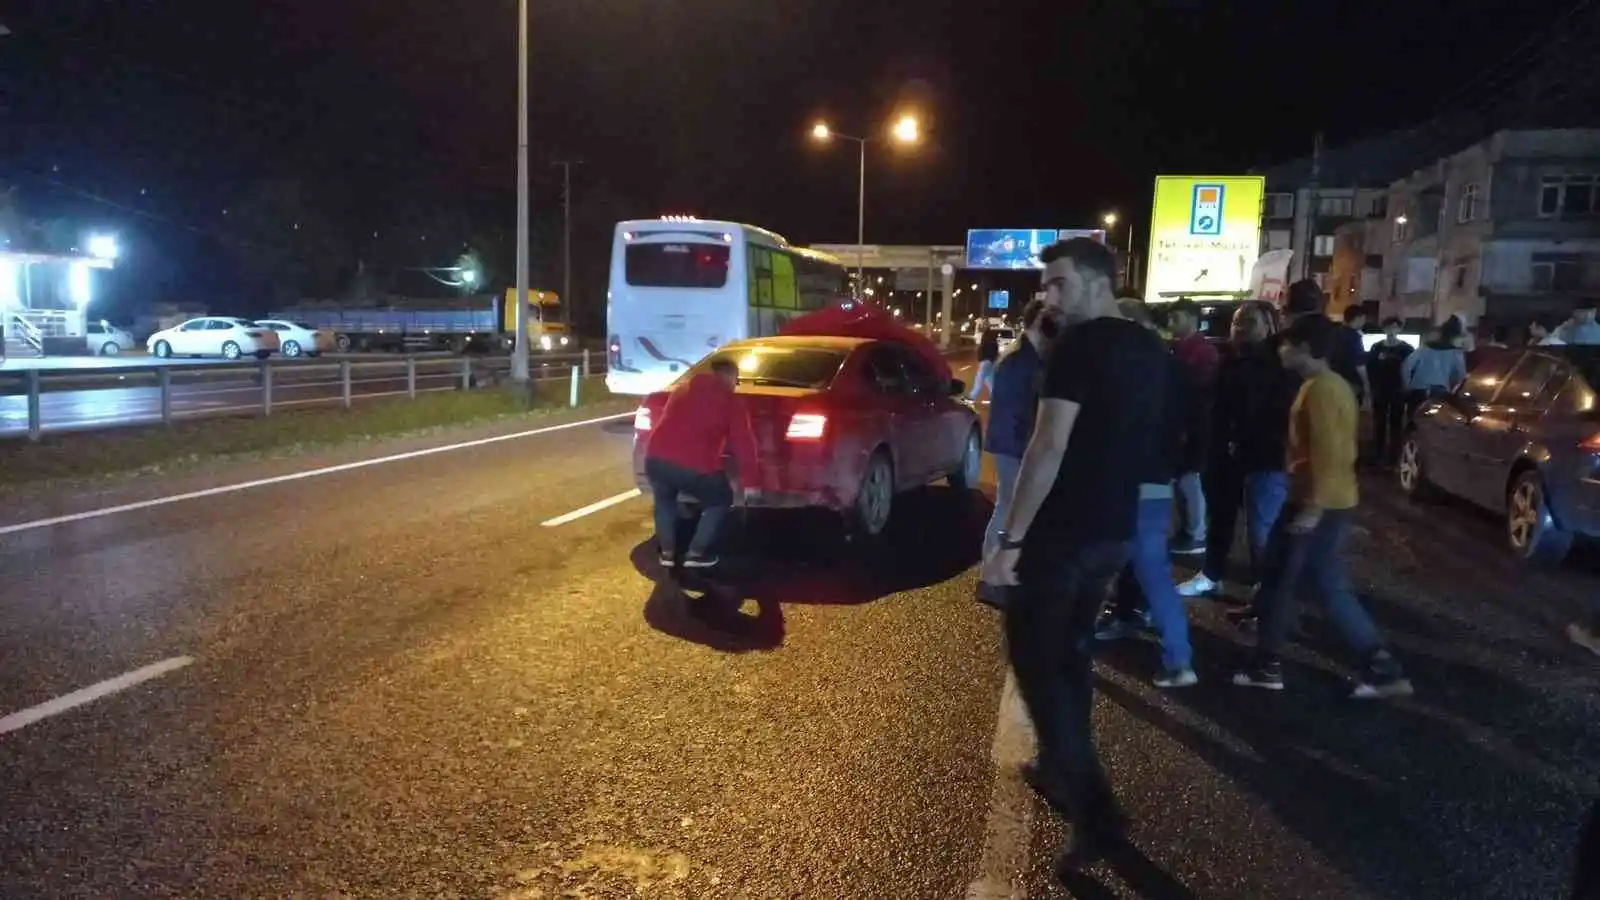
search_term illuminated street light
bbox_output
[891,114,919,144]
[85,234,118,261]
[1396,215,1409,225]
[808,113,921,297]
[1102,212,1117,228]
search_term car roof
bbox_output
[723,334,874,352]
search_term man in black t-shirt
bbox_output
[981,237,1167,874]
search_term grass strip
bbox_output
[0,380,632,490]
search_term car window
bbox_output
[1457,351,1520,405]
[293,322,316,331]
[180,319,207,331]
[692,345,848,389]
[1550,373,1598,417]
[863,345,910,393]
[1493,354,1561,409]
[261,322,287,331]
[890,344,945,395]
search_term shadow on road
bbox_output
[631,485,989,651]
[1091,610,1591,900]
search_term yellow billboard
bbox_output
[1144,175,1264,301]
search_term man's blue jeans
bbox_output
[1201,464,1289,585]
[1254,506,1383,660]
[983,453,1022,557]
[645,457,733,557]
[1110,495,1194,671]
[1175,471,1206,543]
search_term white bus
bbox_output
[605,217,849,395]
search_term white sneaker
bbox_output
[1176,573,1221,598]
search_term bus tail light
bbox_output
[608,335,622,366]
[634,406,652,431]
[786,412,827,441]
[1579,431,1600,453]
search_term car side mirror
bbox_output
[949,379,966,397]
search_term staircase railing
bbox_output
[9,313,42,354]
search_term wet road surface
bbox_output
[0,355,592,435]
[0,386,1596,898]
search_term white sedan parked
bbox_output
[147,317,282,360]
[254,319,334,358]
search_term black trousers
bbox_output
[1371,393,1408,465]
[1005,539,1131,824]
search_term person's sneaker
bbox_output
[1350,650,1414,699]
[682,553,720,569]
[657,550,677,568]
[1170,537,1206,556]
[1232,659,1285,690]
[1568,623,1600,657]
[1153,667,1198,689]
[1094,614,1150,642]
[1176,573,1221,598]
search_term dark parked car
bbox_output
[1399,345,1600,563]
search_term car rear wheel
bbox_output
[851,451,895,539]
[282,340,302,358]
[98,341,121,356]
[222,341,242,360]
[1507,470,1573,565]
[336,334,353,352]
[1397,436,1437,501]
[153,340,172,359]
[947,427,982,491]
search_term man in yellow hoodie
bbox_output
[1232,314,1413,699]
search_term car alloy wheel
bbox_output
[282,340,302,358]
[222,341,242,360]
[1398,439,1422,493]
[100,342,121,356]
[1507,477,1546,554]
[857,454,894,537]
[153,341,171,359]
[950,429,982,490]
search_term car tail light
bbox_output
[608,334,622,366]
[1580,432,1600,452]
[786,412,827,440]
[634,406,652,431]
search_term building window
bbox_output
[1532,261,1586,292]
[1357,194,1388,218]
[1454,265,1468,289]
[1317,196,1353,217]
[1267,229,1291,251]
[1458,182,1481,223]
[1312,234,1336,257]
[1538,175,1600,217]
[1393,216,1411,243]
[1264,193,1294,219]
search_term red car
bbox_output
[632,318,982,538]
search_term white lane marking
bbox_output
[964,670,1036,900]
[0,656,194,736]
[541,488,643,527]
[0,412,633,537]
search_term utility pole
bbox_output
[1299,131,1323,285]
[511,0,531,383]
[551,160,582,327]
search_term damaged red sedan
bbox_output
[631,302,982,537]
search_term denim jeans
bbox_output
[1110,495,1193,671]
[1253,506,1383,660]
[1007,539,1131,824]
[1201,463,1289,585]
[1175,471,1206,543]
[968,359,996,401]
[644,457,733,557]
[983,453,1022,558]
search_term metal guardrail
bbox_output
[0,350,605,441]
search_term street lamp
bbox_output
[810,113,920,297]
[1102,210,1136,283]
[511,0,532,382]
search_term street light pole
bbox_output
[856,137,866,297]
[511,0,531,383]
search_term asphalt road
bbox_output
[1,373,1596,898]
[0,356,594,435]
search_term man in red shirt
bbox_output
[644,358,759,569]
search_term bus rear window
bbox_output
[626,243,730,288]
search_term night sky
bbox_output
[0,0,1585,322]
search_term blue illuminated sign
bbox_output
[987,290,1010,310]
